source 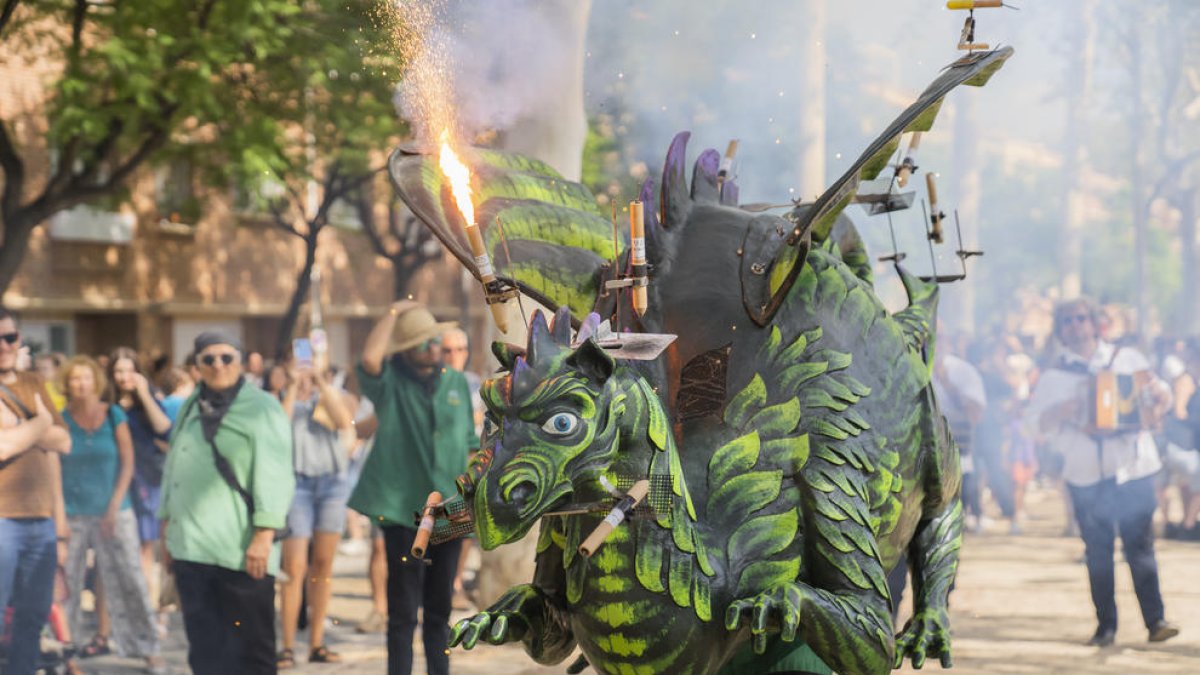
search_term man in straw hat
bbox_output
[347,300,476,675]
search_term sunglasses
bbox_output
[200,353,238,367]
[1062,314,1091,326]
[0,332,18,346]
[417,337,442,353]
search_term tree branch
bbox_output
[0,0,20,38]
[0,119,25,219]
[70,0,87,56]
[268,198,304,239]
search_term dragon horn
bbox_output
[690,148,721,205]
[491,342,526,370]
[526,309,554,367]
[660,131,692,229]
[550,305,573,345]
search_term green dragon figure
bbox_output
[391,49,1012,675]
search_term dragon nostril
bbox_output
[507,481,536,507]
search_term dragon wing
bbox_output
[746,47,1014,326]
[388,147,621,319]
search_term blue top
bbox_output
[62,404,131,516]
[161,394,186,423]
[122,398,170,486]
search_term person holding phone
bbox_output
[276,357,357,668]
[158,331,294,674]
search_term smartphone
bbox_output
[292,338,314,368]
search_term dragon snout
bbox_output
[505,480,537,512]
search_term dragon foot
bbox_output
[448,584,539,649]
[894,607,952,669]
[725,583,805,654]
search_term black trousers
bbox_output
[1068,475,1165,632]
[174,560,277,675]
[382,525,463,675]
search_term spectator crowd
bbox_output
[3,290,1199,674]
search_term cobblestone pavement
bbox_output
[82,485,1200,673]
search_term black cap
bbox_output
[194,330,244,355]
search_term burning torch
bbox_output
[438,133,514,333]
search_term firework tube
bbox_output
[926,173,944,244]
[579,480,650,558]
[411,491,442,558]
[465,224,510,333]
[896,132,923,188]
[629,201,648,316]
[947,0,1002,9]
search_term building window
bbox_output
[155,158,201,232]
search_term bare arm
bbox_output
[108,421,135,518]
[362,300,416,376]
[0,397,51,461]
[135,374,173,435]
[281,374,300,419]
[315,380,355,431]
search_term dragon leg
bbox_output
[894,498,962,669]
[726,482,897,675]
[449,526,576,665]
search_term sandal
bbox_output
[78,634,111,659]
[276,648,296,670]
[308,645,342,663]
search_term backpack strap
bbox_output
[0,381,33,419]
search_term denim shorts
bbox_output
[285,471,351,538]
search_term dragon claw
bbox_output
[725,584,805,654]
[894,608,951,670]
[448,585,537,652]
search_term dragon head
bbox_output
[462,306,634,550]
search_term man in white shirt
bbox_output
[1026,298,1178,647]
[933,349,987,529]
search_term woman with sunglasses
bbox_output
[58,355,165,673]
[108,347,173,604]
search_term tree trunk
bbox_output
[1129,33,1148,339]
[276,236,319,360]
[949,95,981,335]
[492,0,591,180]
[474,0,593,610]
[1059,0,1096,300]
[1179,189,1198,333]
[794,0,827,199]
[0,211,37,295]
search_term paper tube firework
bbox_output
[629,201,648,316]
[411,491,442,558]
[579,480,650,557]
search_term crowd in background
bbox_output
[0,303,484,675]
[5,292,1200,673]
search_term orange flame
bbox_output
[438,130,475,227]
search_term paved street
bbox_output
[84,485,1200,674]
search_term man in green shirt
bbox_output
[158,331,294,675]
[348,301,476,675]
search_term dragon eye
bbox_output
[541,412,580,436]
